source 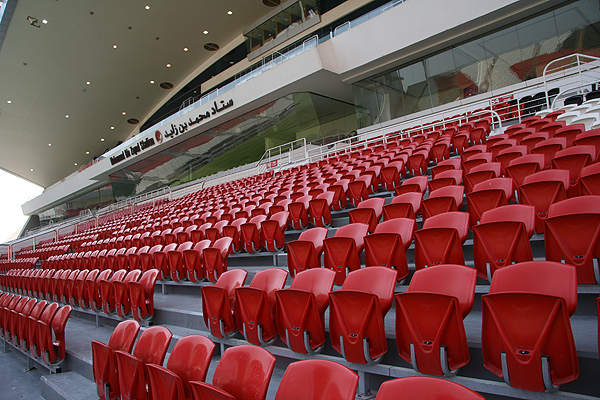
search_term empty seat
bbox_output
[285,227,327,277]
[222,217,246,254]
[329,267,397,364]
[234,268,288,345]
[505,153,545,189]
[153,243,178,280]
[495,145,528,174]
[395,264,477,376]
[574,129,600,162]
[364,218,416,281]
[375,377,485,400]
[99,269,127,315]
[274,359,359,400]
[428,169,462,192]
[519,169,569,233]
[201,269,248,338]
[551,145,596,197]
[190,345,275,400]
[348,197,385,233]
[472,204,535,281]
[323,223,369,285]
[182,240,212,282]
[115,326,173,400]
[288,195,311,229]
[466,177,513,226]
[37,305,71,365]
[421,185,464,221]
[545,196,600,284]
[260,211,289,251]
[414,212,469,270]
[580,162,600,195]
[113,269,142,318]
[463,162,501,194]
[275,268,336,354]
[92,320,140,400]
[430,158,461,179]
[382,192,422,220]
[394,175,428,196]
[308,191,334,227]
[481,261,578,392]
[129,269,160,321]
[532,137,567,169]
[202,237,233,283]
[147,335,215,400]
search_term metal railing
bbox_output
[543,53,600,109]
[257,138,308,174]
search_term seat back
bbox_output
[286,227,328,277]
[375,377,484,400]
[274,359,359,400]
[190,345,276,400]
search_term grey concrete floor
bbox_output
[0,346,45,400]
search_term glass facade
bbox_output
[353,0,600,125]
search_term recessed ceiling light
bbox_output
[30,169,34,172]
[65,114,69,118]
[86,81,91,85]
[166,63,171,67]
[145,5,150,9]
[227,10,233,15]
[86,151,90,154]
[110,126,115,130]
[6,100,11,103]
[230,61,234,64]
[42,19,48,24]
[113,44,118,48]
[122,111,127,115]
[48,143,52,146]
[101,138,105,141]
[183,47,188,52]
[74,163,78,166]
[150,80,155,84]
[203,30,209,35]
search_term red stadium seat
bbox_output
[99,269,127,315]
[395,264,477,376]
[113,269,142,318]
[505,153,544,190]
[202,237,233,283]
[323,223,369,285]
[428,169,462,192]
[285,227,327,277]
[463,162,501,194]
[92,320,140,400]
[364,218,415,281]
[382,192,422,220]
[431,158,461,179]
[466,177,513,226]
[275,268,335,354]
[414,212,469,270]
[545,196,600,284]
[288,195,311,230]
[234,268,288,345]
[115,326,173,400]
[532,137,567,169]
[521,132,549,154]
[167,241,194,281]
[375,376,485,400]
[147,335,215,400]
[201,269,248,338]
[580,162,600,195]
[153,243,178,280]
[394,175,428,196]
[329,267,397,364]
[574,128,600,162]
[472,204,535,281]
[182,240,212,282]
[221,218,246,254]
[274,359,359,400]
[519,169,569,233]
[260,211,289,251]
[495,145,527,174]
[421,185,464,221]
[481,261,578,392]
[37,305,71,365]
[348,197,385,233]
[190,345,275,400]
[129,269,160,321]
[308,191,334,227]
[551,145,596,197]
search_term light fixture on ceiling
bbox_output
[204,43,219,51]
[42,20,48,24]
[30,169,34,172]
[6,100,11,103]
[183,47,188,52]
[65,114,69,118]
[110,126,115,129]
[227,10,233,15]
[27,16,41,28]
[145,5,150,10]
[122,111,127,115]
[86,81,91,85]
[150,80,155,84]
[101,138,105,141]
[166,63,171,67]
[203,30,209,35]
[113,44,118,48]
[86,151,90,154]
[74,163,78,166]
[48,143,52,146]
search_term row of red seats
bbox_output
[1,268,158,321]
[202,261,582,393]
[0,292,71,366]
[0,257,38,272]
[93,319,484,400]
